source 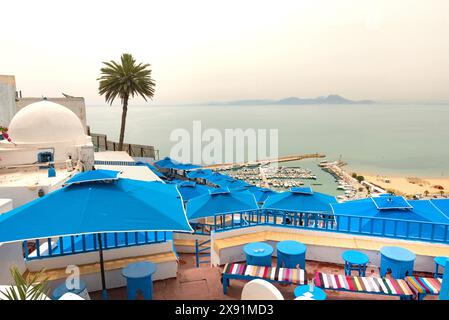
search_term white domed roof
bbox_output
[8,100,88,145]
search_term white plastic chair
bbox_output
[58,292,86,300]
[241,279,284,300]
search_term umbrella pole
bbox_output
[97,233,108,300]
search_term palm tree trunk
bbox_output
[118,96,128,151]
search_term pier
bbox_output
[202,153,325,170]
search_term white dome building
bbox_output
[0,100,94,168]
[8,101,89,145]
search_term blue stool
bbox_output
[52,279,87,300]
[294,285,326,300]
[276,240,307,269]
[122,261,157,300]
[434,256,448,279]
[342,250,369,276]
[243,242,273,267]
[380,246,416,278]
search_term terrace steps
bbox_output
[213,230,449,258]
[25,251,177,282]
[173,239,197,247]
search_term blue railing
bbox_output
[195,239,211,267]
[205,209,449,244]
[23,231,168,260]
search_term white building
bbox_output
[0,100,94,208]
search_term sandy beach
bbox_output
[359,172,449,197]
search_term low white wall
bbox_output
[0,242,27,285]
[26,241,173,272]
[173,232,209,253]
[45,260,178,293]
[0,200,26,285]
[211,226,443,273]
[0,199,12,214]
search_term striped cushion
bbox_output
[405,276,442,295]
[315,272,413,296]
[223,263,306,284]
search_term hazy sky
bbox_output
[1,0,448,105]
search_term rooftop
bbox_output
[89,253,438,300]
[0,166,75,188]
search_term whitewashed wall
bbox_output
[211,226,442,273]
[0,199,27,285]
[0,75,16,127]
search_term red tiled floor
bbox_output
[90,253,438,300]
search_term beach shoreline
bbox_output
[351,170,449,196]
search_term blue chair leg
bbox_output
[344,262,349,276]
[222,277,229,295]
[276,253,282,268]
[126,280,137,300]
[380,264,386,277]
[140,276,153,300]
[434,263,439,279]
[439,260,449,300]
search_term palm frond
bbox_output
[98,53,156,105]
[0,266,49,300]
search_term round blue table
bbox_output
[294,285,326,300]
[342,250,369,276]
[122,261,157,300]
[276,240,307,269]
[52,279,87,300]
[243,242,273,267]
[434,256,449,279]
[380,246,416,278]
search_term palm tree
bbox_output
[98,53,156,151]
[0,266,49,300]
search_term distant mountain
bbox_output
[201,95,375,106]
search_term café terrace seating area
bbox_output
[0,160,448,300]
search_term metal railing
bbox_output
[195,239,211,267]
[204,209,449,244]
[23,231,168,260]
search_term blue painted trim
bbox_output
[24,231,169,261]
[203,209,449,245]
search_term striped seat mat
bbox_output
[405,276,442,295]
[315,272,413,296]
[223,263,306,284]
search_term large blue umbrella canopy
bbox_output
[215,178,251,190]
[154,157,200,171]
[186,188,258,219]
[250,187,279,204]
[262,187,336,213]
[135,162,166,179]
[431,199,449,219]
[202,172,228,183]
[0,172,193,243]
[331,197,449,239]
[64,169,120,185]
[176,181,212,201]
[186,169,213,179]
[0,170,192,299]
[154,156,174,168]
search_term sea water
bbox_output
[87,103,449,195]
